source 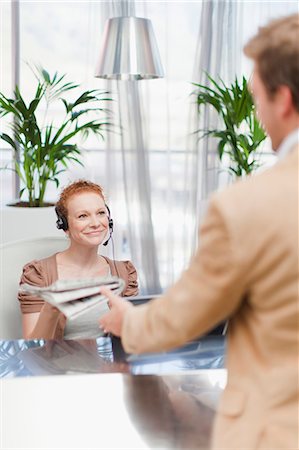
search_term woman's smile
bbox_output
[84,229,105,236]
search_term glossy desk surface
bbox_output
[0,337,226,449]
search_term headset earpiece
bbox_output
[55,206,68,231]
[103,204,113,246]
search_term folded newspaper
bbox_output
[19,276,125,339]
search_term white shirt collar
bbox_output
[277,128,299,160]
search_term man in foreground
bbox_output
[100,14,299,449]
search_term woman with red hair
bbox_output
[19,180,138,339]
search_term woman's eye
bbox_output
[78,214,87,219]
[98,211,106,215]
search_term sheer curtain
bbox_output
[98,1,205,290]
[185,1,242,254]
[98,1,243,290]
[100,0,161,294]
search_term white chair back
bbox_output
[0,237,69,339]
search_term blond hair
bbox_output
[244,14,299,111]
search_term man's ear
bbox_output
[276,85,294,118]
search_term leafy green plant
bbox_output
[192,74,266,177]
[0,67,112,206]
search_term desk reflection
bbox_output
[1,338,226,449]
[0,336,225,378]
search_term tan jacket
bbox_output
[122,145,299,449]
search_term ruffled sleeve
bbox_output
[18,260,46,313]
[122,260,139,297]
[18,257,66,339]
[105,257,139,297]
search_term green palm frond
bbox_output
[31,65,79,103]
[192,73,266,178]
[0,66,112,206]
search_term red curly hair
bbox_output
[56,180,105,218]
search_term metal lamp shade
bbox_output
[95,17,164,80]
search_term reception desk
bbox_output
[0,336,226,449]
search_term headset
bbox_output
[55,204,114,246]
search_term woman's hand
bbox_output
[99,287,133,337]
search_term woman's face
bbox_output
[66,191,109,247]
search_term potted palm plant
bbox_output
[0,66,111,207]
[192,74,266,178]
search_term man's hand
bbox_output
[99,287,133,337]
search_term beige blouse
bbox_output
[18,254,139,339]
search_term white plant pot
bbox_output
[1,204,62,244]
